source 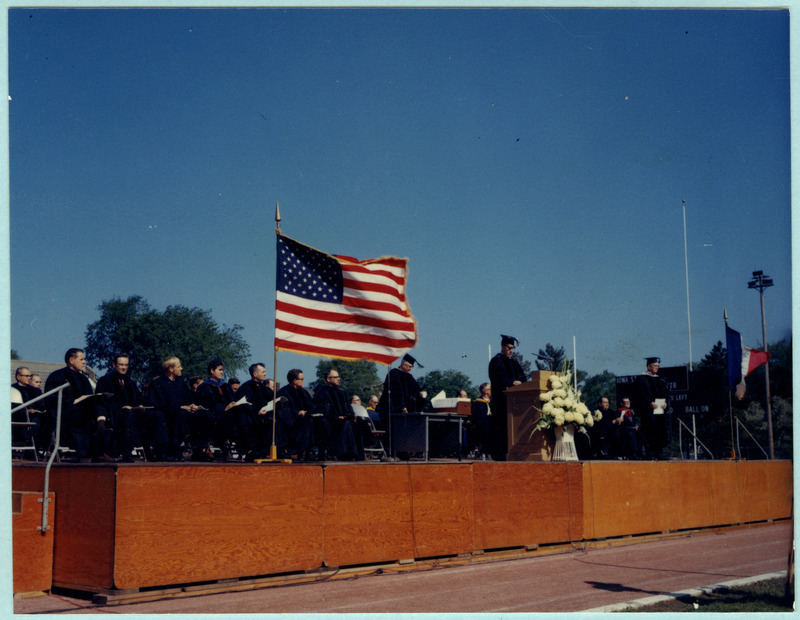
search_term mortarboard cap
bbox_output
[501,334,518,347]
[645,357,661,365]
[402,353,423,368]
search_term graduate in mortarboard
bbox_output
[632,356,670,460]
[487,335,528,461]
[376,353,425,417]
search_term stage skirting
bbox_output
[12,460,792,594]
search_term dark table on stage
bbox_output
[389,412,466,460]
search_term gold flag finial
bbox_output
[275,201,282,234]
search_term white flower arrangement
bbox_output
[533,367,594,436]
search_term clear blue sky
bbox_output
[6,7,793,389]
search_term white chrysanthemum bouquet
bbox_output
[533,368,600,436]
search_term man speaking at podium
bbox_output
[488,335,527,461]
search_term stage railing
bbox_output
[12,383,68,535]
[735,416,769,459]
[677,417,714,460]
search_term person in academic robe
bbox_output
[488,335,527,461]
[633,357,671,460]
[96,355,170,462]
[590,396,615,460]
[365,395,381,426]
[276,369,315,461]
[376,353,425,416]
[147,356,201,461]
[470,382,493,459]
[235,362,290,461]
[615,397,641,459]
[313,368,364,461]
[44,348,115,461]
[376,353,426,459]
[195,360,242,461]
[11,366,46,451]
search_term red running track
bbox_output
[14,521,793,614]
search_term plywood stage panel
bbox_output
[323,465,415,567]
[13,492,55,594]
[13,466,117,589]
[113,465,324,590]
[472,462,583,551]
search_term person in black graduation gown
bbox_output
[589,396,615,459]
[488,335,528,461]
[194,360,243,460]
[275,368,315,460]
[376,353,425,459]
[313,368,364,461]
[11,366,46,452]
[633,357,671,460]
[147,356,200,460]
[44,348,115,461]
[470,383,493,458]
[96,355,170,462]
[235,362,290,461]
[376,353,425,416]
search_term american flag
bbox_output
[274,234,417,365]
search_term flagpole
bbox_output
[257,201,291,464]
[683,200,693,371]
[572,336,577,391]
[724,309,736,460]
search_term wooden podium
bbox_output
[505,371,556,461]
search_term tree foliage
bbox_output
[696,340,727,374]
[534,343,567,371]
[10,349,20,360]
[312,358,382,400]
[579,370,617,410]
[85,296,250,384]
[511,351,532,377]
[418,369,477,406]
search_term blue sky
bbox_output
[6,7,792,390]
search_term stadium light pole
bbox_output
[747,270,774,459]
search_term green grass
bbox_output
[618,577,793,613]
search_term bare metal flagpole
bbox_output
[683,200,693,370]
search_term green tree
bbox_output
[531,343,585,386]
[696,340,727,373]
[85,295,250,384]
[10,349,20,360]
[511,351,532,377]
[313,359,382,401]
[417,369,476,407]
[534,343,565,371]
[580,370,617,410]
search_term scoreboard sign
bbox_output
[615,366,723,419]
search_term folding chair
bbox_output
[352,404,386,460]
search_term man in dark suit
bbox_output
[314,368,364,460]
[45,348,115,461]
[236,362,290,461]
[96,355,170,462]
[276,368,315,461]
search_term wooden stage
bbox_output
[12,459,793,597]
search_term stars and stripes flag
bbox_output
[274,233,417,365]
[725,324,771,400]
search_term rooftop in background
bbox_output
[10,360,97,386]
